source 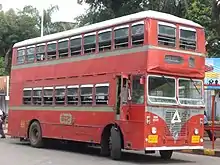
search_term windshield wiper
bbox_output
[190,78,201,96]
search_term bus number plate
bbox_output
[60,113,73,125]
[148,135,158,144]
[191,135,200,143]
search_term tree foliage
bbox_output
[77,0,220,57]
[0,5,76,75]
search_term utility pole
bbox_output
[41,7,44,37]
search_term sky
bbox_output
[0,0,89,22]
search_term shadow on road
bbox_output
[10,139,194,164]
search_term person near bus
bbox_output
[0,109,6,138]
[204,111,216,141]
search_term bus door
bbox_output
[115,75,131,121]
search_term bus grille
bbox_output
[165,109,188,139]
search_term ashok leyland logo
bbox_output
[171,110,181,124]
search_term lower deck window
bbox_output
[33,88,42,105]
[80,85,93,105]
[55,87,65,105]
[43,87,53,105]
[67,86,79,105]
[23,88,32,105]
[132,75,144,104]
[95,83,109,105]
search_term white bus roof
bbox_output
[13,10,203,48]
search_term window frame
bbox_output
[95,83,109,105]
[70,35,82,56]
[47,41,57,60]
[58,38,69,58]
[80,84,94,105]
[55,86,66,105]
[157,21,176,48]
[67,85,79,105]
[23,88,32,105]
[43,86,54,105]
[147,74,177,105]
[131,21,145,46]
[177,77,204,107]
[179,26,197,51]
[17,47,26,64]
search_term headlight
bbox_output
[194,128,199,135]
[151,127,157,134]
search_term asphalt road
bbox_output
[0,138,220,165]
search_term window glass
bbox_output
[26,47,35,63]
[95,84,109,105]
[132,24,144,46]
[70,37,81,56]
[132,75,144,104]
[58,40,68,49]
[180,29,196,50]
[70,38,81,47]
[114,27,128,39]
[148,76,176,104]
[55,87,65,105]
[36,45,45,61]
[17,49,25,64]
[43,88,53,105]
[58,40,69,58]
[67,86,79,105]
[47,43,57,60]
[132,24,144,36]
[84,35,96,45]
[99,31,112,42]
[33,89,42,105]
[159,25,175,36]
[80,85,93,105]
[23,89,32,105]
[179,79,204,106]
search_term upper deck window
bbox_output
[36,44,45,61]
[132,22,144,46]
[114,25,129,49]
[58,39,69,58]
[47,42,57,60]
[26,46,35,63]
[158,22,176,47]
[84,32,96,54]
[179,27,196,50]
[17,48,25,64]
[70,36,82,56]
[98,29,112,52]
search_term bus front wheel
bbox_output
[110,126,122,160]
[29,121,43,148]
[159,150,173,160]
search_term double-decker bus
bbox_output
[8,10,206,160]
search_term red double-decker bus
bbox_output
[8,10,206,160]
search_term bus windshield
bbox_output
[178,78,204,106]
[148,76,177,105]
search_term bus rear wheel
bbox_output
[110,126,122,160]
[159,150,173,160]
[29,121,43,148]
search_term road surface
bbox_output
[0,138,220,165]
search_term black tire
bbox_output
[28,121,43,148]
[100,134,110,157]
[159,150,173,160]
[110,126,122,160]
